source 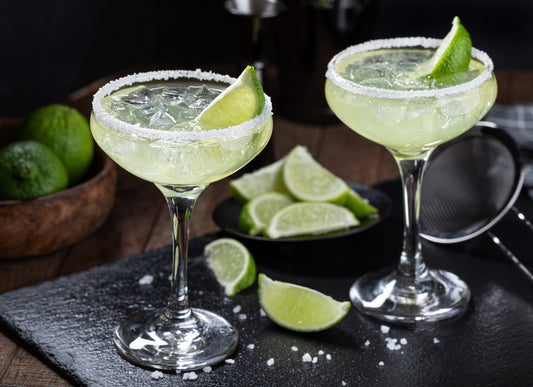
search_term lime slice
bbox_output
[258,274,350,332]
[343,189,378,219]
[239,191,294,235]
[264,202,359,239]
[196,66,265,130]
[282,145,349,203]
[230,158,287,203]
[204,238,256,296]
[422,16,472,78]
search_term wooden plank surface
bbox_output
[0,69,531,386]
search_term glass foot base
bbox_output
[349,268,471,324]
[114,307,238,370]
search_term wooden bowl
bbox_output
[0,120,117,259]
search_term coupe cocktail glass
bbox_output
[325,38,497,323]
[91,70,273,369]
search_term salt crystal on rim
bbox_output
[400,338,408,345]
[92,69,273,144]
[203,366,212,373]
[326,354,332,360]
[380,325,390,334]
[247,344,255,350]
[302,353,312,362]
[225,359,235,364]
[325,37,494,100]
[267,358,275,366]
[233,305,242,313]
[291,346,298,352]
[433,337,440,344]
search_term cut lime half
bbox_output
[204,238,256,296]
[258,274,350,332]
[196,66,265,130]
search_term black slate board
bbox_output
[1,180,533,387]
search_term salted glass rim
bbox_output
[325,37,494,99]
[92,69,273,142]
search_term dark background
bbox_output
[0,0,531,117]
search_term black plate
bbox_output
[212,182,392,242]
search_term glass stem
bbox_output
[393,151,433,279]
[156,184,207,322]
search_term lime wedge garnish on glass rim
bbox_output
[282,145,349,203]
[196,65,265,129]
[230,157,287,203]
[204,237,256,296]
[264,202,359,239]
[420,16,472,78]
[258,274,351,332]
[239,191,294,235]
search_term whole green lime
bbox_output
[16,104,94,185]
[0,141,69,200]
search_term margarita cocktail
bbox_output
[326,36,496,323]
[91,69,272,369]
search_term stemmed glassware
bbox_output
[325,38,497,323]
[90,69,272,369]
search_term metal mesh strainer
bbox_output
[421,121,533,283]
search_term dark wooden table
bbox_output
[0,69,532,386]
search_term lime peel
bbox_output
[204,238,256,296]
[258,274,350,332]
[422,16,472,78]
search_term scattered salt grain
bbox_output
[400,338,407,345]
[150,370,164,380]
[233,305,242,313]
[378,361,385,367]
[267,358,275,366]
[326,354,332,360]
[238,313,247,320]
[312,356,318,364]
[302,353,312,362]
[291,346,298,352]
[182,371,198,380]
[433,337,440,344]
[364,339,370,347]
[202,366,212,373]
[385,337,401,351]
[380,325,390,334]
[247,344,255,350]
[318,350,324,356]
[260,308,267,317]
[138,274,154,285]
[342,382,347,386]
[225,359,235,364]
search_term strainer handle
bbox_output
[487,231,533,284]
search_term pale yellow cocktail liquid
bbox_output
[91,70,273,186]
[325,38,497,156]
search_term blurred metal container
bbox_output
[277,0,377,123]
